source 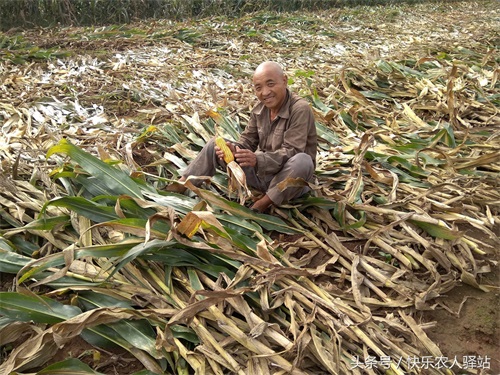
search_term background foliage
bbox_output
[1,0,461,30]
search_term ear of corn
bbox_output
[215,136,234,163]
[215,136,250,204]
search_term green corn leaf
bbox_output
[311,90,333,113]
[316,121,341,147]
[0,316,16,327]
[20,215,71,231]
[181,249,241,271]
[0,207,22,228]
[78,291,137,310]
[340,111,365,132]
[392,136,430,151]
[390,61,424,78]
[15,252,71,283]
[47,139,144,199]
[0,292,81,323]
[144,191,197,215]
[36,358,106,375]
[170,324,200,344]
[131,371,163,375]
[332,201,346,228]
[45,275,109,289]
[386,156,430,177]
[15,241,143,283]
[222,226,264,255]
[112,239,179,275]
[376,60,393,73]
[0,249,32,273]
[365,151,431,186]
[187,267,204,293]
[78,293,159,357]
[194,189,300,234]
[97,195,158,219]
[160,123,185,144]
[76,175,127,197]
[80,324,134,350]
[97,218,170,238]
[431,123,456,148]
[0,237,15,252]
[294,195,339,210]
[43,196,118,222]
[81,325,164,374]
[294,69,315,78]
[209,110,242,142]
[378,161,430,186]
[118,240,239,277]
[218,213,264,235]
[413,151,447,167]
[145,246,215,267]
[145,248,239,279]
[77,241,145,258]
[410,220,462,240]
[360,90,392,100]
[344,210,367,230]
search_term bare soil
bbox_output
[423,273,499,374]
[421,225,500,374]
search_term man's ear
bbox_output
[283,74,288,85]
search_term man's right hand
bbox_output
[234,147,257,167]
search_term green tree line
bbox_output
[1,0,455,30]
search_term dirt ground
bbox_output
[423,270,499,374]
[421,225,500,375]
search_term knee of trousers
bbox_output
[266,153,315,205]
[283,153,315,179]
[181,137,219,178]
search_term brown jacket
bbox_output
[236,89,317,179]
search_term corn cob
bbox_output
[215,136,234,163]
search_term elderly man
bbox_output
[168,61,317,213]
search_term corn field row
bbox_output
[0,1,499,374]
[1,0,458,30]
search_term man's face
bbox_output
[252,67,287,113]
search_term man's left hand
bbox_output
[234,147,257,167]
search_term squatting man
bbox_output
[167,61,318,213]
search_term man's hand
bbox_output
[215,141,236,162]
[234,147,257,167]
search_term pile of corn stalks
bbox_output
[1,2,499,374]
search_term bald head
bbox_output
[252,61,288,113]
[254,61,284,77]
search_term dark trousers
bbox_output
[181,138,314,205]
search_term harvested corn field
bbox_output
[0,1,499,374]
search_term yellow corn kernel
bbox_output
[215,136,234,163]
